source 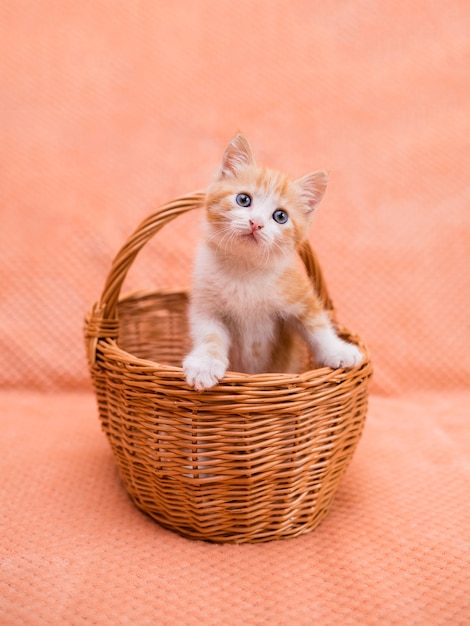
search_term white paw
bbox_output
[183,354,227,390]
[316,338,363,369]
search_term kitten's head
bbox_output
[204,133,328,263]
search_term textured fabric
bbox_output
[0,0,469,393]
[1,2,469,624]
[1,391,469,625]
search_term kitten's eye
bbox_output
[236,193,251,207]
[273,209,288,224]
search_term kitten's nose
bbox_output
[249,220,263,232]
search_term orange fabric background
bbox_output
[1,0,469,393]
[2,391,469,625]
[1,2,469,624]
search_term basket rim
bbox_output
[88,287,372,390]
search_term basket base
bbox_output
[127,488,334,544]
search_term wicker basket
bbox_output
[84,191,372,543]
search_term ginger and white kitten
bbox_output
[183,133,362,390]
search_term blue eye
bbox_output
[273,209,288,224]
[236,193,251,207]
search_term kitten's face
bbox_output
[204,134,328,263]
[205,168,308,257]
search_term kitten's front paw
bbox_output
[183,354,227,390]
[316,339,363,369]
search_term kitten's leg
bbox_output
[301,312,363,369]
[183,317,230,390]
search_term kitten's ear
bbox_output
[217,133,256,179]
[295,170,329,214]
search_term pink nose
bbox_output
[249,220,263,232]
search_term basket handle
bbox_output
[86,191,335,364]
[298,239,334,314]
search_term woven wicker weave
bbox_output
[84,192,373,543]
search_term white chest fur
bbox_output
[192,245,289,373]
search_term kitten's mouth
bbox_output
[241,231,260,243]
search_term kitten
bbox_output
[183,133,362,390]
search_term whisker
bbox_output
[204,219,292,278]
